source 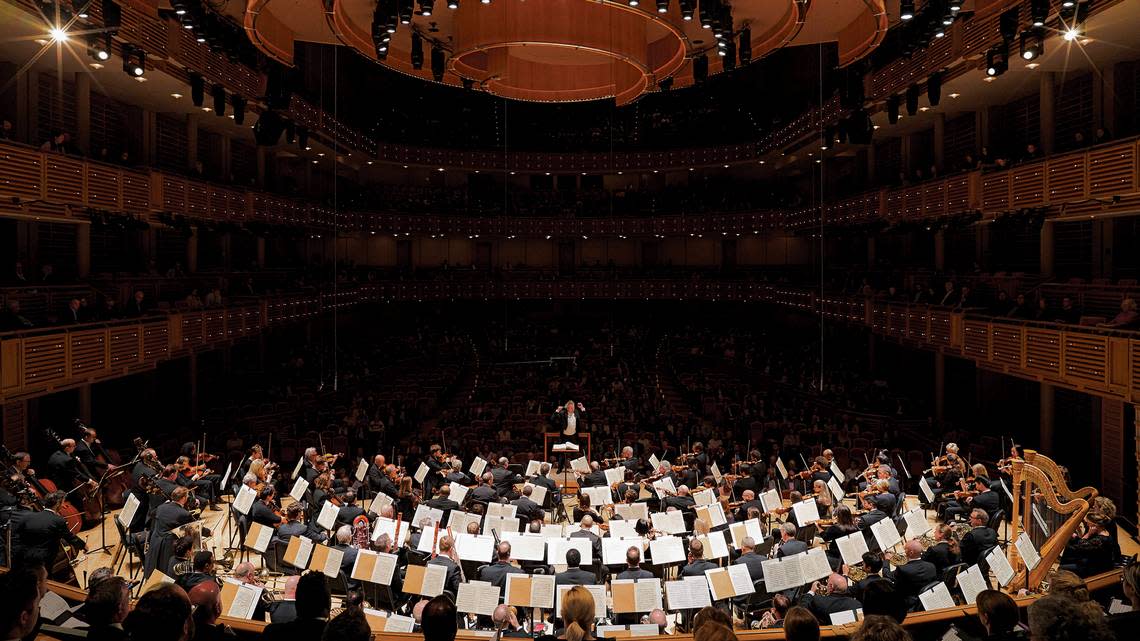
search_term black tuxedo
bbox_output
[336,504,366,527]
[549,409,589,435]
[799,592,863,620]
[732,551,766,582]
[733,500,764,523]
[776,539,808,558]
[47,450,91,488]
[960,526,998,565]
[12,509,85,563]
[921,541,960,574]
[469,484,499,504]
[555,567,596,585]
[580,470,607,488]
[889,559,938,600]
[616,566,654,580]
[569,529,602,566]
[250,501,282,528]
[425,497,459,522]
[680,559,717,576]
[511,496,544,523]
[663,495,696,511]
[268,601,297,624]
[365,465,387,495]
[491,467,522,498]
[971,490,1000,516]
[144,501,193,577]
[428,555,461,596]
[853,574,891,602]
[73,441,106,477]
[479,560,524,590]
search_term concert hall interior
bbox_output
[3,1,1140,640]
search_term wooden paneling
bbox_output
[1101,399,1125,508]
[2,400,28,450]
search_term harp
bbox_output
[1006,450,1095,591]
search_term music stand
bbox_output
[546,433,590,524]
[89,453,141,556]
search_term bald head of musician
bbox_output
[492,604,521,631]
[437,485,450,499]
[141,448,158,465]
[648,608,668,631]
[825,572,850,595]
[904,539,923,560]
[822,449,834,462]
[590,461,601,472]
[579,515,594,531]
[540,463,552,476]
[498,457,509,469]
[626,546,644,569]
[188,581,222,626]
[60,438,77,454]
[373,455,385,467]
[234,562,260,585]
[335,525,352,545]
[741,489,755,502]
[496,541,512,562]
[281,575,301,601]
[379,504,396,519]
[676,485,690,496]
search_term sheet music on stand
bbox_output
[363,610,415,633]
[604,466,626,487]
[371,491,394,513]
[611,578,663,613]
[1014,533,1042,571]
[614,503,649,521]
[547,537,593,565]
[650,511,685,535]
[456,582,501,616]
[791,498,821,525]
[694,502,727,528]
[284,535,314,570]
[704,564,755,600]
[220,578,262,620]
[827,477,846,504]
[290,456,305,481]
[986,547,1016,587]
[483,515,521,537]
[648,536,686,565]
[470,457,488,478]
[569,456,590,474]
[309,544,345,578]
[776,457,788,479]
[404,563,447,597]
[529,484,548,507]
[758,489,782,514]
[608,520,639,539]
[583,486,614,506]
[232,485,256,515]
[116,493,140,528]
[413,462,429,485]
[830,461,845,483]
[556,584,607,619]
[693,488,716,506]
[651,477,676,499]
[603,537,648,565]
[502,533,546,561]
[918,477,935,504]
[710,462,722,484]
[903,509,932,539]
[487,503,518,519]
[219,462,234,490]
[695,534,730,560]
[665,577,713,611]
[316,501,340,531]
[729,519,766,550]
[957,564,987,605]
[871,517,902,552]
[351,550,399,586]
[371,516,405,545]
[455,533,495,563]
[919,582,956,611]
[829,609,862,626]
[355,459,369,483]
[289,477,310,503]
[244,522,274,553]
[447,510,483,534]
[412,504,445,529]
[505,573,555,609]
[836,531,870,567]
[449,481,470,505]
[649,454,661,471]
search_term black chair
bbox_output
[916,580,945,609]
[988,509,1007,545]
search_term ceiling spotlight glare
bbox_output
[419,0,434,15]
[87,33,111,61]
[679,0,694,20]
[410,32,423,69]
[1020,29,1043,60]
[1030,0,1048,26]
[49,27,68,43]
[628,0,638,6]
[76,0,91,17]
[1061,0,1075,7]
[398,0,413,23]
[481,0,490,4]
[447,0,457,7]
[942,12,954,26]
[1063,26,1080,41]
[949,0,962,11]
[656,0,668,13]
[122,44,145,77]
[986,46,1008,76]
[717,39,727,49]
[899,0,915,21]
[934,28,945,38]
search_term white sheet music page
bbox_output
[421,563,447,597]
[487,503,518,519]
[321,546,345,578]
[583,486,613,506]
[116,493,140,528]
[608,520,639,539]
[728,564,756,595]
[604,466,625,487]
[650,511,685,535]
[986,547,1016,587]
[355,459,369,482]
[456,582,500,616]
[711,462,723,484]
[412,504,445,529]
[904,509,932,539]
[957,564,987,605]
[448,481,469,505]
[482,514,520,537]
[664,577,712,610]
[918,476,935,503]
[651,477,677,499]
[776,457,788,479]
[830,610,859,625]
[919,582,956,611]
[649,454,661,471]
[695,502,727,528]
[614,502,649,521]
[648,536,686,565]
[570,456,590,474]
[413,462,429,485]
[791,498,821,525]
[505,534,546,561]
[836,531,870,567]
[370,516,400,544]
[290,456,305,480]
[603,537,647,565]
[830,461,845,483]
[760,554,804,592]
[802,548,833,583]
[1014,533,1041,571]
[289,477,310,503]
[871,517,902,552]
[316,500,340,531]
[634,578,663,611]
[529,484,548,507]
[827,477,846,504]
[698,534,730,560]
[455,533,495,563]
[233,485,256,515]
[529,574,556,608]
[693,488,716,506]
[759,489,782,514]
[729,518,765,550]
[548,537,593,565]
[470,457,488,478]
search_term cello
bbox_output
[75,419,131,508]
[44,427,103,527]
[12,455,85,534]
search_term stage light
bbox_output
[1063,26,1080,41]
[122,44,145,77]
[171,0,189,15]
[999,7,1019,43]
[411,32,423,69]
[722,40,736,70]
[88,33,111,61]
[398,0,413,24]
[1061,0,1075,7]
[190,73,205,106]
[212,84,226,117]
[656,0,668,13]
[986,46,1008,76]
[699,2,713,28]
[1020,29,1043,60]
[76,0,91,18]
[1030,0,1048,26]
[420,0,434,16]
[628,0,638,6]
[231,94,246,125]
[900,0,914,21]
[692,53,708,83]
[679,0,694,21]
[949,0,962,12]
[49,27,68,43]
[738,27,751,64]
[448,0,458,7]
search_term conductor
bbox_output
[550,400,588,444]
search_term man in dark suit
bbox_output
[663,485,697,511]
[960,508,998,566]
[469,473,499,506]
[12,491,87,567]
[886,540,938,610]
[47,439,95,491]
[799,573,863,621]
[944,477,1000,522]
[732,490,765,523]
[74,428,109,478]
[550,400,588,442]
[331,526,359,586]
[857,496,891,550]
[680,539,717,577]
[775,522,808,558]
[268,576,301,623]
[83,575,130,641]
[444,459,470,485]
[616,546,654,580]
[555,548,596,585]
[175,551,218,592]
[530,463,558,499]
[426,485,461,523]
[852,552,892,602]
[479,541,525,590]
[511,485,545,523]
[921,524,961,574]
[261,571,330,641]
[336,490,368,527]
[569,516,602,572]
[251,487,287,528]
[732,536,766,582]
[364,455,388,498]
[579,462,607,488]
[428,531,462,593]
[491,458,522,500]
[143,486,195,578]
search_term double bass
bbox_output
[4,445,85,534]
[44,427,103,527]
[75,419,131,508]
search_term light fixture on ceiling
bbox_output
[1021,29,1044,60]
[900,0,915,21]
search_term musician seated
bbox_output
[336,490,370,527]
[427,535,463,596]
[977,590,1027,641]
[662,484,696,511]
[232,562,270,621]
[851,552,892,602]
[365,458,393,498]
[0,565,43,641]
[510,484,545,523]
[426,485,461,522]
[680,538,717,576]
[572,494,601,524]
[921,524,961,575]
[251,487,287,527]
[758,594,792,629]
[811,480,834,520]
[187,581,234,641]
[856,496,891,540]
[480,540,525,590]
[444,459,470,485]
[175,456,221,511]
[944,476,998,522]
[331,525,359,585]
[530,463,559,498]
[884,540,938,611]
[490,458,522,500]
[775,522,808,558]
[569,516,603,571]
[799,573,863,621]
[268,576,301,624]
[12,490,87,569]
[821,505,860,559]
[960,508,998,566]
[491,604,530,638]
[578,462,607,488]
[554,548,596,586]
[47,438,96,491]
[1059,513,1116,578]
[733,536,766,582]
[616,546,654,579]
[733,490,765,523]
[176,550,218,592]
[469,473,500,505]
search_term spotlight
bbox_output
[722,40,736,70]
[190,73,205,106]
[231,94,246,125]
[1020,29,1043,60]
[692,53,708,83]
[905,83,919,116]
[87,33,111,61]
[122,44,145,77]
[398,0,413,24]
[420,0,434,16]
[999,7,1019,44]
[738,27,751,63]
[101,0,121,31]
[949,0,962,12]
[899,0,914,21]
[448,0,458,7]
[986,45,1008,76]
[886,94,900,124]
[628,0,638,6]
[49,27,68,43]
[927,71,942,106]
[430,44,445,82]
[699,4,713,29]
[410,32,423,69]
[656,0,668,13]
[1030,0,1048,27]
[679,0,694,21]
[1063,26,1080,41]
[76,0,91,18]
[211,83,226,116]
[1061,0,1075,7]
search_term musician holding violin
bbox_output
[250,486,287,527]
[175,455,221,511]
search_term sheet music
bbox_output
[541,523,567,538]
[289,477,310,503]
[830,609,861,625]
[233,484,256,515]
[650,511,685,535]
[711,462,722,484]
[556,584,607,619]
[547,537,593,565]
[665,577,713,610]
[570,456,590,474]
[649,454,661,470]
[648,536,686,565]
[355,459,369,482]
[1014,534,1041,571]
[608,519,639,539]
[776,457,788,479]
[371,491,394,513]
[695,502,727,528]
[482,515,520,538]
[987,547,1016,587]
[456,582,501,616]
[1109,599,1135,615]
[470,457,488,478]
[651,477,677,499]
[603,537,647,565]
[530,484,548,507]
[455,533,495,562]
[285,536,312,569]
[382,614,415,633]
[604,466,626,487]
[583,486,614,506]
[290,456,305,480]
[413,462,429,485]
[633,579,662,612]
[316,500,340,531]
[791,498,820,525]
[827,477,846,504]
[836,531,870,567]
[246,522,273,553]
[693,488,716,506]
[918,476,935,503]
[525,460,548,477]
[802,548,833,583]
[704,565,755,600]
[219,462,234,490]
[761,553,804,592]
[759,489,782,514]
[318,545,345,578]
[412,504,445,529]
[116,492,140,528]
[830,461,845,483]
[449,481,470,505]
[597,625,626,638]
[904,509,932,539]
[371,516,403,544]
[957,564,987,605]
[697,534,730,560]
[417,525,440,554]
[506,573,555,608]
[614,502,649,521]
[38,591,71,621]
[446,510,480,533]
[226,581,263,620]
[871,516,902,551]
[919,582,956,611]
[352,550,398,585]
[729,519,766,549]
[505,533,546,561]
[487,503,518,519]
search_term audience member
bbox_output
[261,571,330,641]
[1026,594,1114,641]
[421,594,458,641]
[849,615,912,641]
[976,590,1025,641]
[123,584,193,641]
[782,606,820,641]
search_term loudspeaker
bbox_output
[905,84,919,116]
[927,71,942,107]
[887,95,900,125]
[212,84,226,117]
[253,111,286,146]
[190,73,205,107]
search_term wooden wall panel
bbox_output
[1101,398,1124,508]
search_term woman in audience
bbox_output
[783,606,820,641]
[551,585,596,641]
[850,615,912,641]
[1027,595,1114,641]
[1046,570,1103,617]
[693,622,738,641]
[1109,563,1140,638]
[976,590,1025,641]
